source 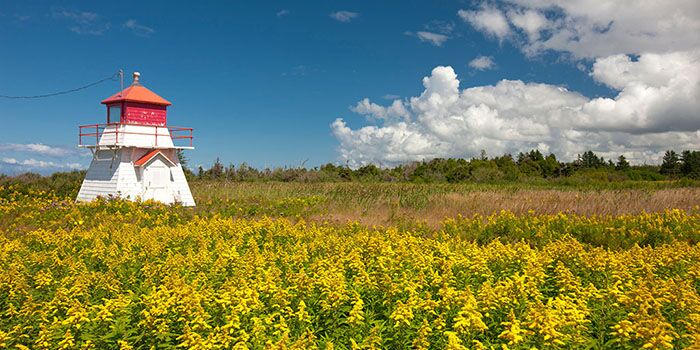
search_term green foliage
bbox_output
[0,170,86,198]
[5,149,700,190]
[615,155,630,171]
[681,150,700,179]
[661,150,681,177]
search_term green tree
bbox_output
[540,154,560,178]
[681,150,700,179]
[176,149,188,167]
[355,164,380,180]
[493,154,520,181]
[615,155,630,171]
[660,150,681,177]
[580,151,604,168]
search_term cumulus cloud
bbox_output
[331,1,700,166]
[0,157,84,175]
[460,0,700,58]
[1,157,82,169]
[458,7,510,40]
[507,9,548,42]
[352,98,411,123]
[580,50,700,133]
[0,143,89,174]
[332,61,700,166]
[330,11,358,23]
[469,56,496,70]
[0,143,75,157]
[123,19,155,37]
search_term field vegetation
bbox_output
[1,161,700,349]
[190,149,700,183]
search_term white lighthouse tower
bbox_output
[76,72,195,206]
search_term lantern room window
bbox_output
[108,105,121,123]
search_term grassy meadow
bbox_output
[191,181,700,227]
[1,176,700,349]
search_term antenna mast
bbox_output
[118,69,124,96]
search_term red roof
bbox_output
[101,84,172,106]
[133,149,175,167]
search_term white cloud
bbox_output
[458,7,510,40]
[51,9,109,35]
[330,11,358,23]
[0,143,74,157]
[580,50,700,134]
[1,157,83,170]
[469,56,496,70]
[460,0,700,58]
[507,10,549,41]
[325,1,700,166]
[414,31,449,47]
[123,19,155,37]
[332,62,700,166]
[352,98,410,122]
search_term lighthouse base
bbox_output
[77,148,195,207]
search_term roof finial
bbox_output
[132,72,141,85]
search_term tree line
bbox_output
[186,149,700,183]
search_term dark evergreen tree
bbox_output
[176,149,188,167]
[681,150,700,179]
[660,150,681,176]
[580,151,604,168]
[615,155,630,171]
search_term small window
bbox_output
[108,105,121,123]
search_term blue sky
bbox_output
[1,1,698,174]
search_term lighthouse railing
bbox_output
[168,126,194,148]
[79,123,194,148]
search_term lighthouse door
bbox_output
[143,159,172,203]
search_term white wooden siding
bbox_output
[77,146,195,207]
[98,124,174,148]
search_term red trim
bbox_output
[134,149,175,167]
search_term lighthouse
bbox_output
[76,72,195,206]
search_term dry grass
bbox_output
[191,182,700,227]
[321,188,700,227]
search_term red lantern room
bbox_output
[78,72,193,149]
[101,72,170,126]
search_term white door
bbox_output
[143,159,172,203]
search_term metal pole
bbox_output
[119,69,124,96]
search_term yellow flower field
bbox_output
[1,186,700,349]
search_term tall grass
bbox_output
[191,182,700,227]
